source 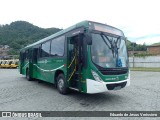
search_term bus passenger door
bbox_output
[67,34,83,90]
[29,48,38,78]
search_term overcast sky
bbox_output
[1,0,160,45]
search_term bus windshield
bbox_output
[91,33,128,68]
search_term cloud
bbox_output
[1,0,160,45]
[120,23,160,45]
[136,36,160,45]
[134,34,160,40]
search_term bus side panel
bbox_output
[21,60,29,76]
[47,58,67,83]
[34,57,67,84]
[32,63,38,79]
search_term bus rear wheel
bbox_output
[57,74,69,94]
[26,69,32,81]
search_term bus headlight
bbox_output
[91,70,103,82]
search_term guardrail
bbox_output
[129,56,160,68]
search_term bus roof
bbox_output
[21,20,124,51]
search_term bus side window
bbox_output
[37,48,39,59]
[25,50,27,59]
[33,48,38,62]
[41,41,50,58]
[23,52,26,61]
[38,45,42,58]
[25,50,29,60]
[20,51,25,62]
[51,36,65,57]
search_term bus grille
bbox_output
[100,69,128,75]
[106,82,127,90]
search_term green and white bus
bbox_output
[19,21,130,94]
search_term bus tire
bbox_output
[26,68,32,81]
[57,74,69,94]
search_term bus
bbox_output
[19,21,130,94]
[4,60,12,68]
[10,60,19,68]
[0,60,2,67]
[0,60,7,68]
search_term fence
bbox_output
[129,56,160,68]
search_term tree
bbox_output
[0,21,62,55]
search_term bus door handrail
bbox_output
[68,49,77,81]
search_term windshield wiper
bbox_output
[101,33,122,57]
[100,33,111,49]
[100,32,115,57]
[100,33,123,67]
[114,36,121,58]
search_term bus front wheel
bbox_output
[57,74,69,94]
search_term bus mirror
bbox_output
[84,34,92,45]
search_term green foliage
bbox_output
[0,21,62,55]
[126,41,147,51]
[134,53,153,57]
[130,67,160,72]
[126,40,132,51]
[8,49,18,55]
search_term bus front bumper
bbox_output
[86,78,130,94]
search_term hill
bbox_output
[0,21,62,55]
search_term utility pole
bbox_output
[131,43,136,68]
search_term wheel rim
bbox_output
[58,78,64,91]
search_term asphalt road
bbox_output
[0,69,159,120]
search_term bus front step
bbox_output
[69,87,79,91]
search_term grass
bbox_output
[130,67,160,72]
